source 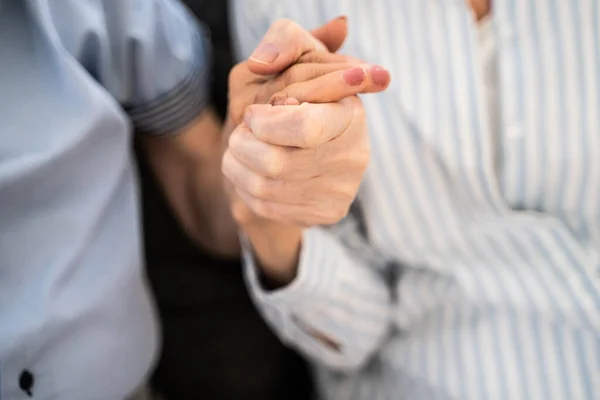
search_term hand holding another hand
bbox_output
[225,94,373,227]
[223,17,391,285]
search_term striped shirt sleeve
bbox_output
[49,0,211,136]
[242,207,394,371]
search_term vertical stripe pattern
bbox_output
[232,0,600,399]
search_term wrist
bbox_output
[243,222,303,288]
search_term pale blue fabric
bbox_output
[0,0,209,398]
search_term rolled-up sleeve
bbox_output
[48,0,210,136]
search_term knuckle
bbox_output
[227,125,246,151]
[249,199,273,220]
[246,175,274,199]
[306,121,325,148]
[308,65,324,80]
[296,52,318,64]
[243,104,263,130]
[297,51,346,65]
[220,150,235,177]
[326,205,351,225]
[261,147,287,178]
[294,105,323,147]
[280,63,321,87]
[297,51,330,65]
[306,64,331,81]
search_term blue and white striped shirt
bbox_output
[232,1,600,399]
[0,1,208,398]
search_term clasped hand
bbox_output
[224,17,390,228]
[223,17,390,281]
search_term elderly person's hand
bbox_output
[225,17,385,129]
[223,18,390,285]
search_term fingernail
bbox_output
[249,43,279,64]
[336,15,348,22]
[343,68,366,86]
[371,66,390,86]
[283,98,301,106]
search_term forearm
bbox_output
[240,219,303,287]
[140,109,239,257]
[243,223,393,371]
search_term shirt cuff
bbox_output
[242,227,342,308]
[126,32,211,137]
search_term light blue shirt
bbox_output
[233,1,600,399]
[0,0,209,398]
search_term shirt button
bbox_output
[505,124,524,139]
[19,369,34,397]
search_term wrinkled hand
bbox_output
[224,17,390,226]
[222,17,390,283]
[225,17,366,129]
[184,17,354,257]
[224,96,370,227]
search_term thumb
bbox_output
[310,16,348,52]
[247,17,348,76]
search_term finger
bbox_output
[296,51,362,65]
[228,124,322,179]
[248,18,346,75]
[235,187,343,227]
[280,63,367,87]
[310,16,348,52]
[228,61,368,126]
[256,62,375,104]
[245,98,362,148]
[269,65,391,105]
[234,188,304,226]
[223,148,321,205]
[227,124,292,178]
